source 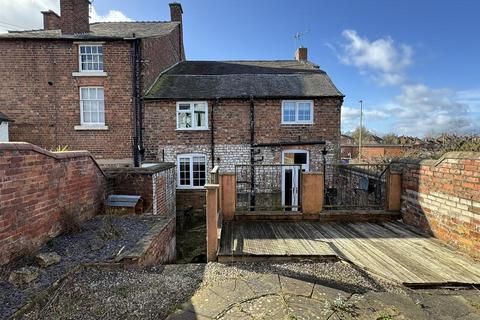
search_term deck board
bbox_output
[218,220,480,285]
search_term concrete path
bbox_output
[167,273,480,320]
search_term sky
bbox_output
[1,0,479,137]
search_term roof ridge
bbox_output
[90,21,176,25]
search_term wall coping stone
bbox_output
[392,151,480,166]
[103,162,175,175]
[0,142,106,176]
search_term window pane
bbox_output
[298,102,311,121]
[283,102,296,122]
[83,112,91,123]
[80,46,86,54]
[178,112,192,128]
[179,104,190,111]
[97,88,104,100]
[193,156,206,186]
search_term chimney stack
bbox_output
[42,10,61,30]
[295,47,308,62]
[169,3,183,23]
[60,0,91,34]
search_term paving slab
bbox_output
[243,274,281,296]
[280,275,315,297]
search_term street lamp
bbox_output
[358,100,363,161]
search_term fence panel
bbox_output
[324,163,389,210]
[235,164,302,212]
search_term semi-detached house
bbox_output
[0,0,185,166]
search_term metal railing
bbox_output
[235,164,302,212]
[324,163,389,210]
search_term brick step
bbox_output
[234,210,402,222]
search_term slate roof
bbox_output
[0,112,13,122]
[0,21,179,40]
[145,60,343,100]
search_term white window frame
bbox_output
[176,101,209,130]
[281,100,314,124]
[79,87,105,126]
[177,154,208,189]
[78,44,104,73]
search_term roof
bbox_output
[144,60,344,100]
[0,112,13,122]
[0,21,180,40]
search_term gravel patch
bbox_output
[20,261,407,320]
[0,215,159,319]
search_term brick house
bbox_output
[143,48,344,210]
[0,0,185,166]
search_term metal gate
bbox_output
[324,163,389,210]
[235,164,302,212]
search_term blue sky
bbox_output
[1,0,479,137]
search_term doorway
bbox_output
[281,150,309,211]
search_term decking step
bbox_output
[234,210,401,222]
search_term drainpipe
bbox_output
[249,96,256,211]
[131,35,142,167]
[210,98,219,169]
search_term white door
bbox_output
[281,150,309,212]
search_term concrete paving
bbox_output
[167,274,480,320]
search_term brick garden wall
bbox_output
[105,163,176,217]
[396,152,480,259]
[0,142,106,265]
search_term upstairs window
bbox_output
[79,44,104,72]
[282,100,314,124]
[177,154,207,189]
[80,87,105,125]
[176,102,208,130]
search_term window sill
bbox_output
[175,128,210,132]
[281,122,314,125]
[74,125,109,131]
[176,186,205,190]
[72,72,108,77]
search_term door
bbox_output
[281,150,309,211]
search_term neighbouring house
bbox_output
[340,134,355,145]
[0,112,13,142]
[0,0,185,166]
[143,47,344,211]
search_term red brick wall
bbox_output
[143,98,342,161]
[105,164,176,216]
[141,26,184,93]
[0,39,134,162]
[0,142,105,265]
[398,152,480,259]
[341,145,410,160]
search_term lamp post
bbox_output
[358,100,363,161]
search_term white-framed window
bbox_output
[177,154,207,189]
[79,44,104,72]
[80,87,105,125]
[281,100,314,124]
[176,102,208,130]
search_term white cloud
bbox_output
[339,29,413,86]
[90,6,132,23]
[386,84,478,136]
[341,106,389,132]
[336,29,480,136]
[0,0,131,33]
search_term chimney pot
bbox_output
[295,47,308,62]
[60,0,91,34]
[169,3,183,23]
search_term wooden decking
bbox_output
[218,220,480,286]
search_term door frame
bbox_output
[281,150,310,211]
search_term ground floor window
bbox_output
[177,154,207,188]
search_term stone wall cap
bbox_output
[104,162,175,175]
